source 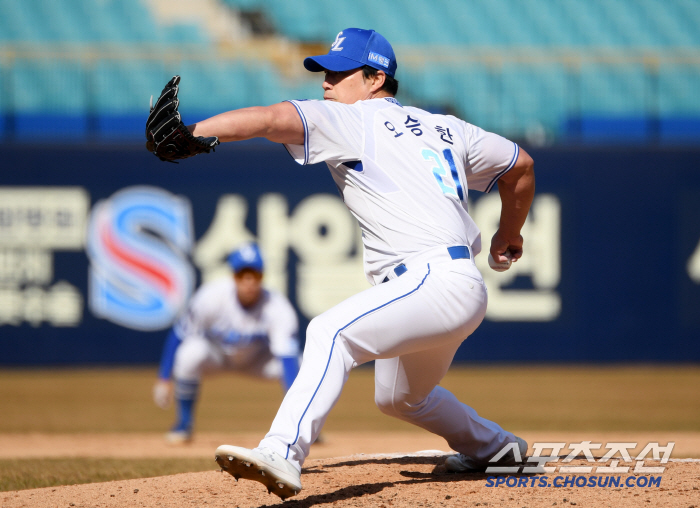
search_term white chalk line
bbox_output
[323,450,700,463]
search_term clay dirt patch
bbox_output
[3,453,698,508]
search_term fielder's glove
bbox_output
[145,75,220,163]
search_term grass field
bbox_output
[2,364,699,433]
[0,458,214,492]
[1,364,698,491]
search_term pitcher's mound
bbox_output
[3,451,696,508]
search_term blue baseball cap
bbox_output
[227,243,264,273]
[304,28,397,77]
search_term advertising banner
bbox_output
[1,142,699,364]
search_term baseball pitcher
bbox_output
[153,243,300,443]
[146,28,534,498]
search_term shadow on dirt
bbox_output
[256,455,521,507]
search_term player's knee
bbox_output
[375,387,427,418]
[374,386,402,417]
[173,342,209,380]
[304,315,357,371]
[304,316,338,352]
[374,391,396,416]
[305,316,329,341]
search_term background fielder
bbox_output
[147,27,535,498]
[153,243,300,443]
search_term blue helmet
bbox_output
[227,243,264,273]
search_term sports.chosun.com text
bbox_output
[486,475,662,488]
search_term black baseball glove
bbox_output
[145,75,220,163]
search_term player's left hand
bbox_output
[145,75,220,163]
[490,230,523,264]
[153,379,173,409]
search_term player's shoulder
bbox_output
[408,107,484,145]
[288,98,365,124]
[404,105,467,126]
[260,287,295,317]
[353,97,406,115]
[261,287,294,308]
[289,97,404,120]
[184,276,233,320]
[261,288,298,329]
[195,276,234,300]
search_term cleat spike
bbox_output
[277,483,284,489]
[228,456,234,461]
[260,471,265,476]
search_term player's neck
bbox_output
[368,90,393,100]
[237,293,262,309]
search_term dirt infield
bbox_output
[2,431,700,507]
[1,431,700,460]
[2,366,699,505]
[3,449,698,508]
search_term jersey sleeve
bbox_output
[266,293,300,358]
[283,100,364,165]
[462,123,520,193]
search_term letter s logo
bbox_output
[331,32,345,51]
[87,186,194,331]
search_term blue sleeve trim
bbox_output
[485,143,519,193]
[284,100,309,165]
[279,355,299,392]
[157,328,182,380]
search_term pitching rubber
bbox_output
[215,445,302,500]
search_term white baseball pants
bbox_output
[173,339,282,382]
[259,248,518,472]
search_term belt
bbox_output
[382,245,471,283]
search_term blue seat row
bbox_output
[3,0,696,47]
[0,0,698,141]
[1,59,698,139]
[4,59,321,113]
[222,0,700,47]
[401,62,700,137]
[0,0,209,44]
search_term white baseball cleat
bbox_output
[164,430,192,444]
[215,445,302,499]
[445,436,528,473]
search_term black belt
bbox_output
[382,246,470,283]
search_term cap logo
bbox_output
[331,32,345,52]
[240,245,257,261]
[368,51,390,68]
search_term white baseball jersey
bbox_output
[260,97,524,472]
[174,277,299,368]
[284,98,519,284]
